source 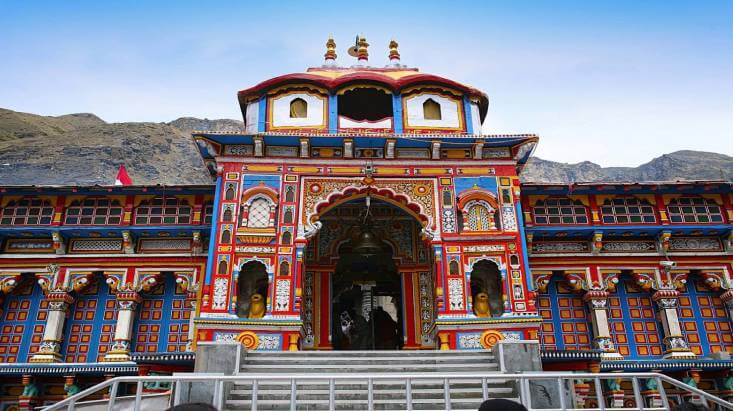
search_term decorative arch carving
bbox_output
[301,178,437,240]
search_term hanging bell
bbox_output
[351,227,383,257]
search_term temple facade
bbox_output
[0,37,732,409]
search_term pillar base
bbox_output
[29,353,61,363]
[663,350,696,360]
[600,352,624,361]
[103,352,131,362]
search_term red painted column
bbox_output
[401,272,419,349]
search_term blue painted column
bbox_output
[463,95,474,135]
[204,174,223,286]
[328,93,338,132]
[257,96,267,132]
[392,94,403,133]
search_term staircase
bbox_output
[223,350,516,410]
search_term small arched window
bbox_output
[423,98,442,120]
[217,260,228,275]
[247,198,271,228]
[442,190,453,207]
[290,98,308,118]
[285,186,295,202]
[220,229,231,244]
[449,260,460,276]
[281,231,292,245]
[224,184,235,201]
[222,208,233,223]
[283,208,294,224]
[279,261,290,276]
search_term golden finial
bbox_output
[388,39,400,66]
[324,35,337,63]
[357,35,369,62]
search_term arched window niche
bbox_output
[289,98,308,118]
[470,260,503,317]
[237,261,269,318]
[423,98,442,120]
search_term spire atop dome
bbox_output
[387,39,401,67]
[356,35,369,66]
[324,35,337,66]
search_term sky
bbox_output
[1,1,731,166]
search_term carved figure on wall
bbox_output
[474,292,491,317]
[248,293,266,318]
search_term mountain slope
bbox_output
[521,150,732,183]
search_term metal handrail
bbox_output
[42,372,733,411]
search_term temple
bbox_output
[1,37,732,409]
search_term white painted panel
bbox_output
[271,93,325,128]
[245,101,259,133]
[404,94,461,129]
[470,102,482,132]
[339,116,392,129]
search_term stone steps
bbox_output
[224,350,515,410]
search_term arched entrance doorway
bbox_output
[301,194,435,350]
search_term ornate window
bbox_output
[466,201,495,231]
[134,197,192,225]
[134,274,190,353]
[678,276,733,356]
[0,198,54,226]
[0,276,47,362]
[667,197,724,224]
[290,98,307,118]
[423,98,442,120]
[222,208,233,223]
[457,189,500,233]
[247,198,272,228]
[218,260,228,275]
[607,277,664,358]
[600,197,656,224]
[279,260,290,276]
[64,197,124,225]
[537,276,591,351]
[532,198,588,225]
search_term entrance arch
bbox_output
[300,195,435,350]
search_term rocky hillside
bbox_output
[0,108,729,186]
[521,151,733,183]
[0,108,215,186]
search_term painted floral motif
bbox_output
[602,241,656,252]
[442,209,456,233]
[457,333,482,349]
[302,272,314,346]
[501,205,517,231]
[448,278,464,310]
[275,279,291,311]
[212,278,228,310]
[257,334,282,351]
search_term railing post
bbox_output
[67,398,76,411]
[252,379,258,411]
[329,378,335,411]
[213,379,224,410]
[133,381,143,411]
[594,377,606,411]
[108,380,119,410]
[290,378,296,411]
[519,378,531,410]
[406,378,413,411]
[631,377,644,410]
[444,378,451,411]
[557,378,567,410]
[482,377,488,401]
[657,377,669,411]
[368,378,374,411]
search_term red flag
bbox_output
[115,165,133,186]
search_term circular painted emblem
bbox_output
[309,183,322,194]
[236,331,260,350]
[479,329,504,349]
[413,184,430,197]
